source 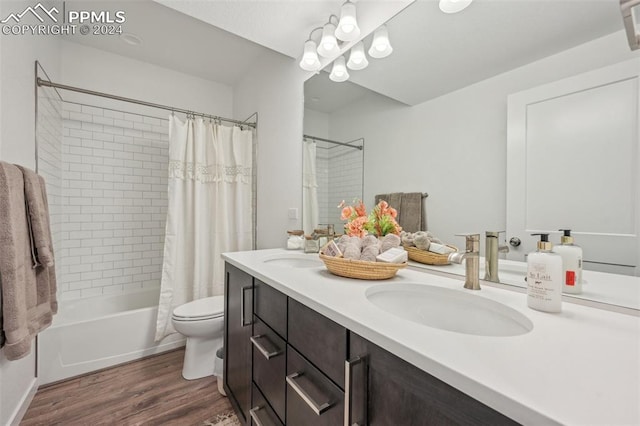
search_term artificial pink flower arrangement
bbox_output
[338,199,402,237]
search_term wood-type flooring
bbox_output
[21,348,233,426]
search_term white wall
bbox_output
[60,41,233,118]
[233,53,306,249]
[0,1,61,423]
[328,30,640,252]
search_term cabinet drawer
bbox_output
[252,318,286,422]
[254,279,288,339]
[251,383,284,426]
[286,345,344,426]
[288,298,347,387]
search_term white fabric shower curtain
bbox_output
[302,140,319,234]
[155,115,253,341]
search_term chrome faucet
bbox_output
[448,233,481,290]
[484,231,509,283]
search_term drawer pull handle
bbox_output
[286,372,333,416]
[344,356,365,426]
[240,285,252,327]
[250,335,282,359]
[249,405,275,426]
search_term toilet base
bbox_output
[181,336,221,380]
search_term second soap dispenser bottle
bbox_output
[554,229,583,295]
[527,233,563,313]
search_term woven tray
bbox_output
[404,245,458,265]
[319,254,406,280]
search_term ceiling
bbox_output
[61,0,275,86]
[341,0,628,107]
[60,1,628,109]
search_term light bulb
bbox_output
[368,25,393,59]
[317,23,340,58]
[329,56,349,82]
[347,41,368,70]
[439,0,473,14]
[299,40,321,72]
[335,1,360,42]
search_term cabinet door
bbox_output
[225,263,254,424]
[348,333,518,426]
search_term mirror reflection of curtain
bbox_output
[303,140,319,234]
[155,115,254,341]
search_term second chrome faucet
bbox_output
[484,231,509,283]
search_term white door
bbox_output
[506,59,640,275]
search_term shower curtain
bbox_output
[303,140,319,234]
[155,115,253,341]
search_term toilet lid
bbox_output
[172,296,224,320]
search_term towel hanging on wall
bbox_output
[375,192,426,233]
[0,162,57,360]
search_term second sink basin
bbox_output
[262,253,323,268]
[366,283,533,337]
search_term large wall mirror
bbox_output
[302,0,639,311]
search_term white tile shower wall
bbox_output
[59,102,169,300]
[328,145,363,231]
[36,87,63,287]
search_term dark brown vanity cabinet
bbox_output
[224,263,254,424]
[347,333,519,426]
[224,262,517,426]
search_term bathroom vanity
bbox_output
[223,249,640,425]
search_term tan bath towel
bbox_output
[0,162,57,360]
[16,166,55,268]
[400,192,424,233]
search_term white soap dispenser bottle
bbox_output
[553,229,583,295]
[527,233,563,313]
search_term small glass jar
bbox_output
[304,236,320,253]
[287,230,304,250]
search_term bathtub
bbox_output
[38,288,185,385]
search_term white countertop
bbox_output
[223,248,640,426]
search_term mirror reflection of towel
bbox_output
[375,192,425,233]
[400,192,424,233]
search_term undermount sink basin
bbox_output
[262,253,323,268]
[366,283,533,337]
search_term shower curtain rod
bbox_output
[36,78,256,128]
[303,134,363,150]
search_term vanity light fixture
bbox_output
[439,0,474,14]
[347,41,369,70]
[368,25,393,59]
[329,56,350,82]
[317,19,341,58]
[335,0,360,42]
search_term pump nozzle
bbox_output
[531,233,553,251]
[558,229,574,244]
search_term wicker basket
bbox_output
[404,245,458,265]
[319,254,406,280]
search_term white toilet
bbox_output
[171,296,224,380]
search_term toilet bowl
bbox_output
[171,296,224,380]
